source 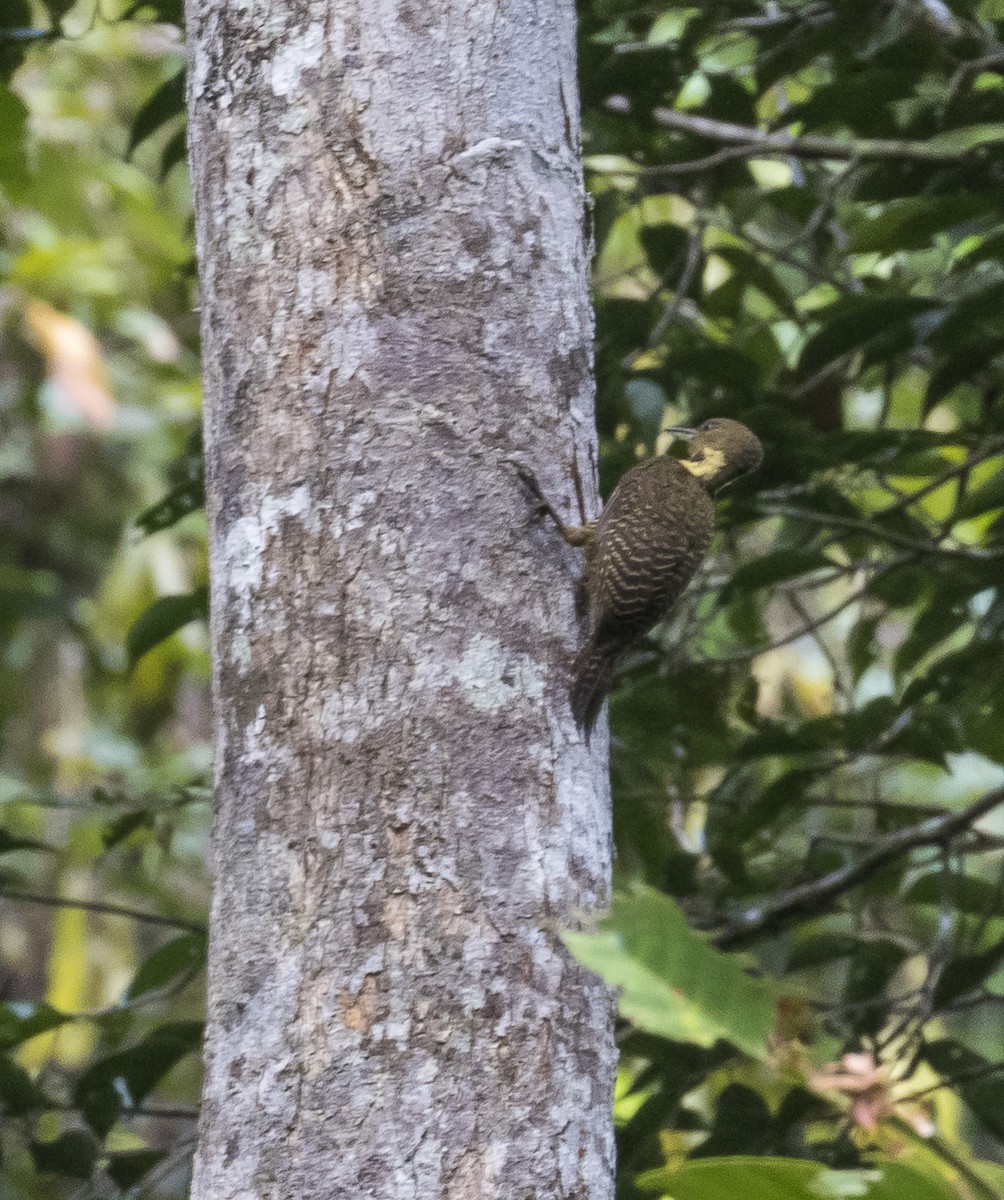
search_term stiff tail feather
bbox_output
[570,640,618,742]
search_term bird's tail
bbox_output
[570,639,618,742]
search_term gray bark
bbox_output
[185,1,614,1197]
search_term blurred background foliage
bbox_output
[0,1,203,1196]
[3,0,1004,1198]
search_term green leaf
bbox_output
[798,297,939,375]
[668,346,762,393]
[933,941,1004,1007]
[905,872,1004,915]
[0,1054,44,1115]
[865,1161,968,1200]
[867,563,927,608]
[639,221,689,276]
[0,1002,68,1050]
[848,615,880,683]
[924,1040,1004,1143]
[0,0,32,29]
[893,601,969,678]
[956,226,1004,267]
[647,8,699,44]
[844,940,909,1034]
[711,246,796,316]
[102,807,156,849]
[928,123,1004,152]
[135,476,204,534]
[0,5,35,81]
[75,1020,203,1136]
[849,196,992,254]
[106,1149,168,1190]
[0,828,53,853]
[160,124,188,178]
[40,0,78,22]
[30,1131,98,1179]
[956,467,1004,519]
[931,281,1004,348]
[126,586,209,667]
[786,932,857,972]
[640,1158,965,1199]
[127,933,206,999]
[128,69,186,157]
[0,84,29,186]
[122,0,184,21]
[638,1156,875,1198]
[562,885,776,1058]
[727,549,831,593]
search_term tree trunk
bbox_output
[185,2,614,1197]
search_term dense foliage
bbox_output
[2,1,1004,1197]
[578,2,1004,1197]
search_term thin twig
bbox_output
[647,222,705,348]
[653,107,985,166]
[0,888,204,933]
[642,143,785,177]
[879,442,1004,516]
[756,503,1004,560]
[898,1058,1004,1105]
[887,1115,999,1200]
[47,1096,199,1121]
[716,788,1004,949]
[698,576,876,665]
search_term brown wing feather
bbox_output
[572,457,715,737]
[587,457,713,648]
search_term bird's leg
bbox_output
[508,459,594,547]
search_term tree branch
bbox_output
[716,788,1004,949]
[878,442,1004,516]
[698,573,880,664]
[755,503,1004,560]
[0,888,204,933]
[653,107,982,166]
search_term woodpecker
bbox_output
[516,418,764,739]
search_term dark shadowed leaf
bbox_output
[29,1131,98,1179]
[75,1020,203,1136]
[40,0,78,21]
[107,1148,169,1189]
[925,1039,1004,1142]
[126,586,209,667]
[849,195,992,254]
[905,872,1004,916]
[0,828,53,853]
[956,468,1004,519]
[161,124,188,178]
[786,932,858,973]
[798,296,940,375]
[0,1002,68,1050]
[727,550,831,593]
[0,1054,44,1115]
[933,940,1004,1007]
[102,807,156,848]
[128,69,186,157]
[127,933,206,999]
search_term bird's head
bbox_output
[666,418,764,491]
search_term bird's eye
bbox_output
[701,419,721,430]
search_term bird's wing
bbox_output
[588,459,714,643]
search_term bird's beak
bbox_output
[663,425,696,438]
